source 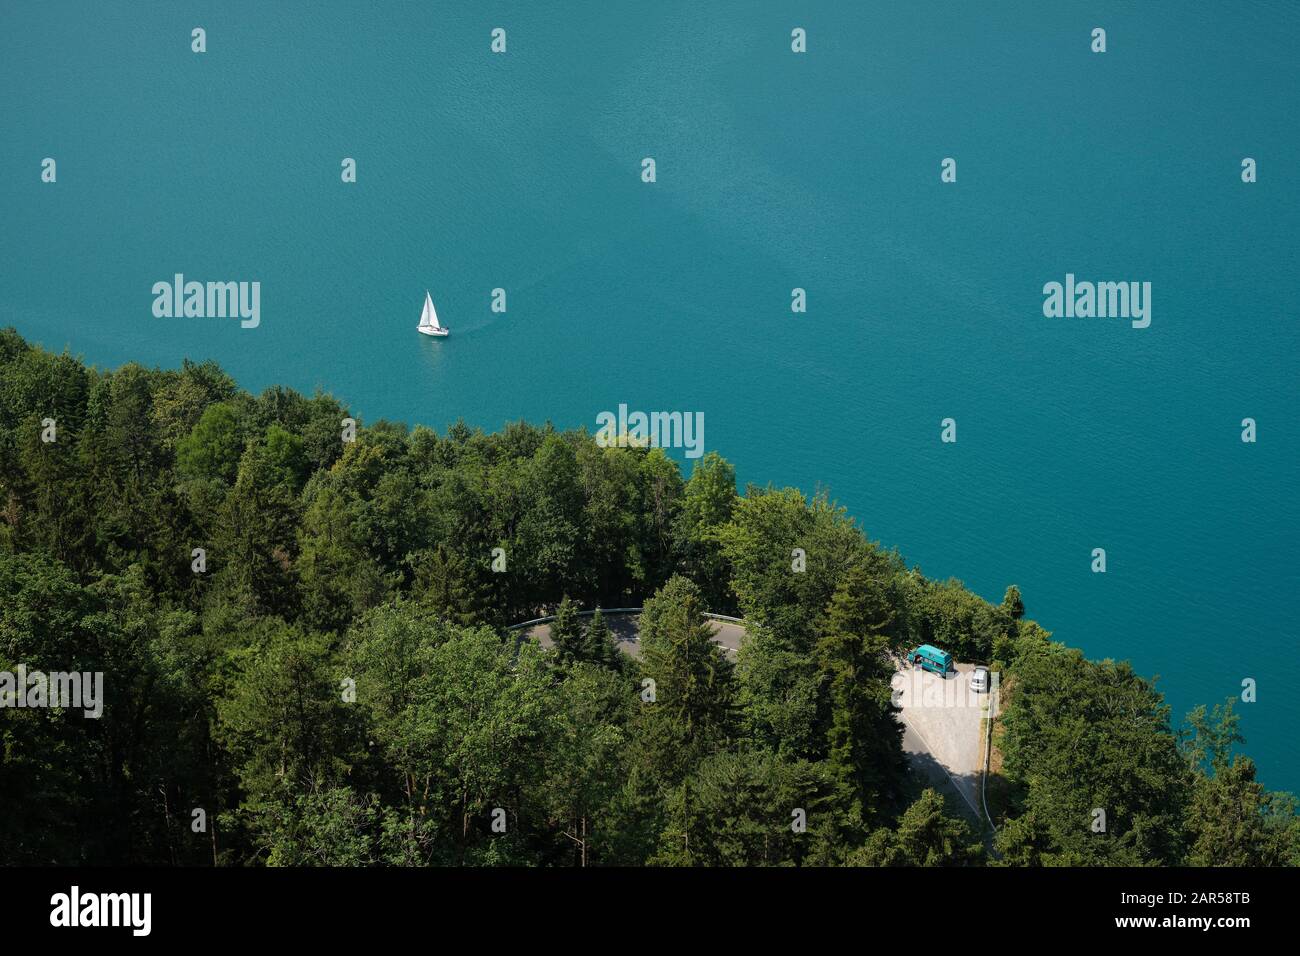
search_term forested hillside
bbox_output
[1,329,1294,865]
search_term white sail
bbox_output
[418,291,441,330]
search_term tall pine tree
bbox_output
[633,576,736,788]
[582,606,619,669]
[549,595,584,663]
[815,561,905,828]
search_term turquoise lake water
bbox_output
[2,1,1297,793]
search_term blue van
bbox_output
[908,644,953,676]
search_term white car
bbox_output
[969,666,990,693]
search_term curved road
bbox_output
[522,613,745,658]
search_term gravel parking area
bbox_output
[892,661,990,823]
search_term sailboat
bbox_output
[417,290,449,337]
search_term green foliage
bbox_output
[722,489,901,771]
[540,663,631,865]
[210,438,302,617]
[1179,700,1300,865]
[549,601,619,671]
[549,595,584,663]
[815,561,905,826]
[632,577,737,788]
[676,451,737,609]
[1001,584,1025,620]
[994,642,1192,865]
[0,329,1291,868]
[1184,756,1297,866]
[0,551,219,863]
[1181,698,1244,776]
[297,481,392,631]
[176,402,243,484]
[736,624,825,758]
[719,487,875,648]
[581,607,619,669]
[652,749,836,866]
[847,789,984,866]
[408,545,493,629]
[215,624,360,833]
[263,423,308,489]
[903,576,1011,663]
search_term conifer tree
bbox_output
[1001,584,1025,620]
[847,789,984,866]
[815,561,904,826]
[633,576,736,787]
[583,606,618,668]
[550,595,584,663]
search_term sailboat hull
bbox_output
[417,326,449,337]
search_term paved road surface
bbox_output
[523,614,744,659]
